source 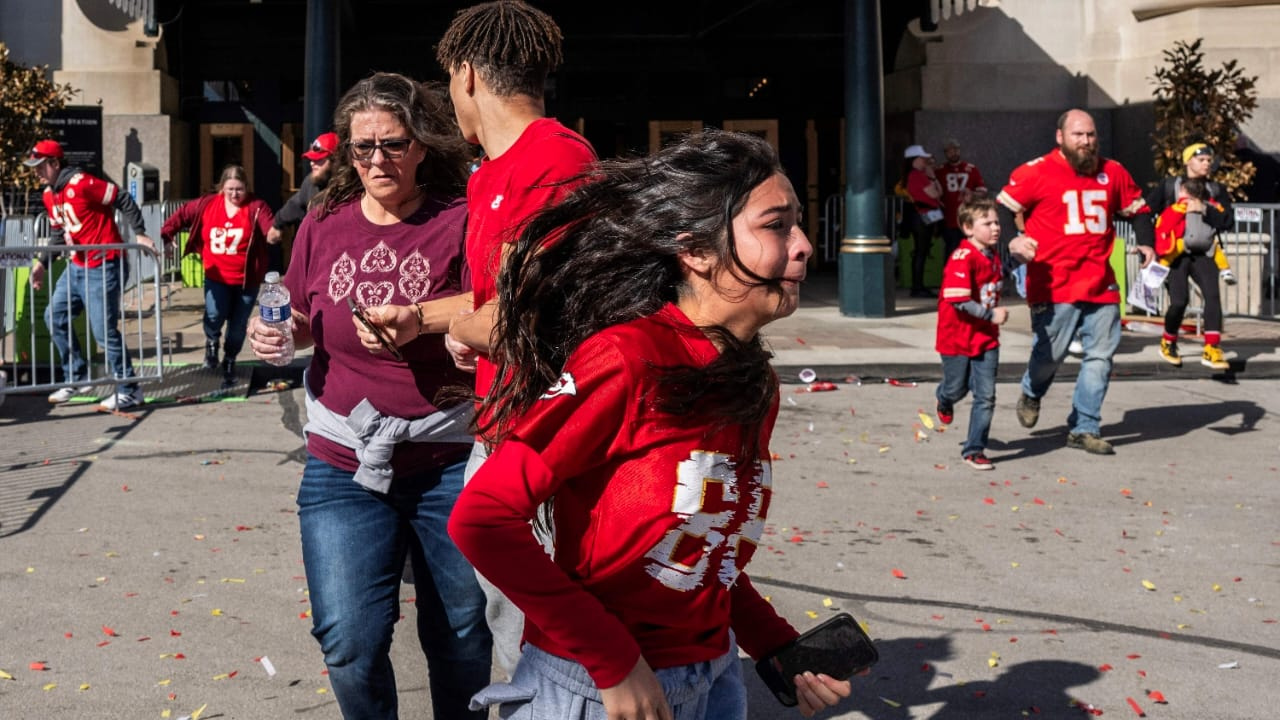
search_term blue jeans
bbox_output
[203,279,257,359]
[1020,302,1121,436]
[44,257,136,391]
[298,454,492,720]
[471,640,745,720]
[937,347,998,457]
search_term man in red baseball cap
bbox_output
[25,137,155,411]
[267,132,338,246]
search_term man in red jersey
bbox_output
[997,110,1155,455]
[938,138,987,258]
[26,139,155,411]
[429,0,597,677]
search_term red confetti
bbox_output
[980,624,991,632]
[1098,664,1113,672]
[815,482,829,489]
[96,640,110,648]
[983,498,996,505]
[972,691,986,698]
[1147,691,1166,704]
[1126,654,1141,660]
[228,670,239,679]
[170,630,181,637]
[1138,670,1147,678]
[1033,497,1046,505]
[930,615,944,620]
[168,693,176,700]
[891,568,907,579]
[101,625,118,637]
[795,337,806,344]
[173,653,186,660]
[121,485,130,492]
[1126,696,1146,716]
[788,535,804,543]
[235,525,253,531]
[29,662,47,671]
[136,636,150,642]
[885,378,917,387]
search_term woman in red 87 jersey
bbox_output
[161,165,277,387]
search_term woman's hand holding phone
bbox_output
[348,298,404,361]
[794,672,852,717]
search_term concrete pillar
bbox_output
[304,0,339,145]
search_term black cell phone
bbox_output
[755,613,879,707]
[347,296,404,361]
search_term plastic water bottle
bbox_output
[258,271,294,366]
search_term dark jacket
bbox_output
[1145,175,1234,233]
[160,193,275,288]
[272,173,324,230]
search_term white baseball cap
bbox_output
[904,144,932,160]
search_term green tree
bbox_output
[1151,38,1258,199]
[0,42,76,215]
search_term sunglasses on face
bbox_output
[348,138,414,162]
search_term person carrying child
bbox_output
[935,195,1008,471]
[1150,176,1231,369]
[1145,143,1237,286]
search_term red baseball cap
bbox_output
[302,132,338,161]
[23,139,64,167]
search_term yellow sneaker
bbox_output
[1158,338,1182,367]
[1201,344,1230,370]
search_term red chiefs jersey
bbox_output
[199,198,255,285]
[449,303,797,689]
[936,239,1003,356]
[42,171,124,268]
[997,150,1148,305]
[938,160,986,228]
[466,118,596,398]
[905,168,942,210]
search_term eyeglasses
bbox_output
[348,138,414,162]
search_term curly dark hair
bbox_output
[477,130,788,453]
[315,73,471,217]
[435,0,563,98]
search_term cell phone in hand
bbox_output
[347,296,404,361]
[755,613,879,707]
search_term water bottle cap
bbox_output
[264,271,281,284]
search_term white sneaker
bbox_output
[1220,268,1237,286]
[100,387,144,411]
[1068,338,1084,355]
[48,385,95,404]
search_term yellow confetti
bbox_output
[1173,595,1183,603]
[1212,583,1222,592]
[859,619,872,634]
[805,610,819,619]
[918,412,935,430]
[1141,580,1157,591]
[211,609,223,616]
[1155,530,1164,536]
[1010,562,1020,568]
[878,445,891,454]
[847,458,857,464]
[220,578,246,584]
[191,703,208,720]
[213,673,230,680]
[79,683,91,691]
[988,656,1000,668]
[1176,623,1191,629]
[1057,476,1068,483]
[157,678,172,686]
[162,711,171,719]
[43,682,57,691]
[26,567,34,573]
[1011,506,1019,512]
[879,697,902,708]
[253,569,266,574]
[317,688,328,694]
[0,669,12,680]
[822,598,834,608]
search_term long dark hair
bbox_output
[315,73,470,217]
[478,130,786,451]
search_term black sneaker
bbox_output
[204,341,219,371]
[1067,432,1114,455]
[1015,393,1040,428]
[963,453,994,471]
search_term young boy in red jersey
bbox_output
[936,195,1008,470]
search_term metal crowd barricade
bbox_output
[0,242,166,399]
